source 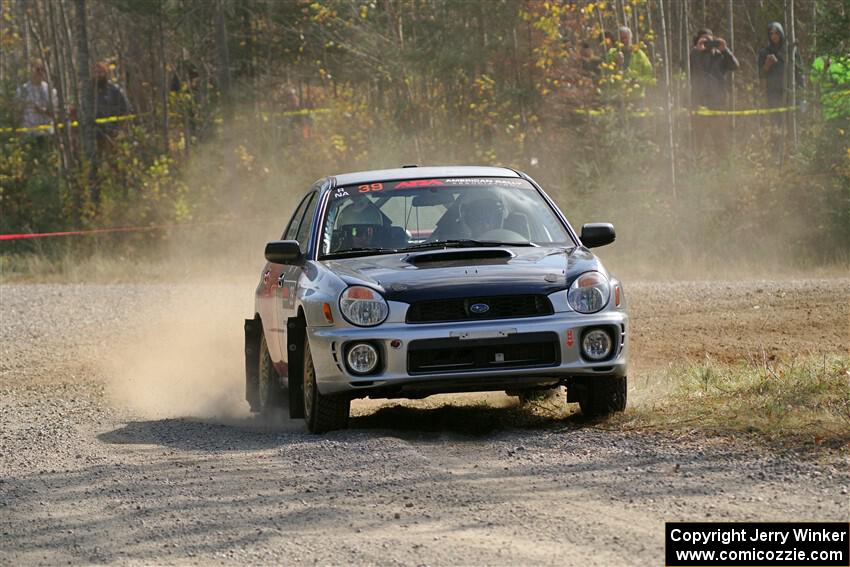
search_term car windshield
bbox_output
[319,177,573,258]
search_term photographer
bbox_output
[690,29,740,110]
[689,29,740,155]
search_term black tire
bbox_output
[578,376,627,418]
[258,333,286,416]
[303,339,350,433]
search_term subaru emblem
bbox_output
[470,303,490,314]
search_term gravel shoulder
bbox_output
[1,279,848,565]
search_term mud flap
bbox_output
[244,318,261,412]
[566,377,586,404]
[286,316,306,419]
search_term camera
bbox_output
[703,39,721,49]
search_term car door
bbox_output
[260,193,312,365]
[276,190,320,368]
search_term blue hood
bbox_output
[323,246,606,303]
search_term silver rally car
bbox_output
[245,166,627,433]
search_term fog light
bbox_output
[582,329,612,361]
[346,343,379,374]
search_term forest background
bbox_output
[1,0,848,279]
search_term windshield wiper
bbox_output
[401,239,537,251]
[321,247,399,259]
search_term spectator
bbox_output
[758,22,804,128]
[690,29,740,109]
[689,29,740,155]
[580,41,602,77]
[618,26,655,98]
[15,59,56,142]
[92,61,132,149]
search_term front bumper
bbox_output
[308,311,628,397]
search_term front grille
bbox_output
[407,332,560,375]
[406,294,553,324]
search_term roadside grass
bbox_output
[622,355,850,450]
[1,252,153,283]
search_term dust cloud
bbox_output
[100,282,254,420]
[93,112,307,422]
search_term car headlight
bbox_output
[567,272,610,313]
[339,286,389,326]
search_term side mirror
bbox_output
[265,240,303,264]
[580,223,616,248]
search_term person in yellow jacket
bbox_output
[598,27,654,107]
[618,26,655,99]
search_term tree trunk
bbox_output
[74,0,95,166]
[659,0,677,197]
[23,0,31,78]
[788,0,798,150]
[215,0,232,118]
[158,4,169,155]
[59,0,80,115]
[684,0,694,156]
[727,0,736,145]
[47,0,73,174]
[811,0,816,56]
[633,3,640,46]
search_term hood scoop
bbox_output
[405,248,513,265]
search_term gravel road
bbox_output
[1,279,848,565]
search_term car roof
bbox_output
[330,166,521,187]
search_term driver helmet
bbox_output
[460,194,505,236]
[337,197,383,226]
[336,198,384,247]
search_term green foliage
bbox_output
[0,136,64,234]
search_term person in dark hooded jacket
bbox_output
[757,22,804,125]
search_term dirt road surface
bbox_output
[1,279,848,565]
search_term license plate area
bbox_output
[407,332,560,375]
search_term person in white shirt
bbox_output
[16,59,56,137]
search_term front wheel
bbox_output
[303,339,350,433]
[577,376,627,418]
